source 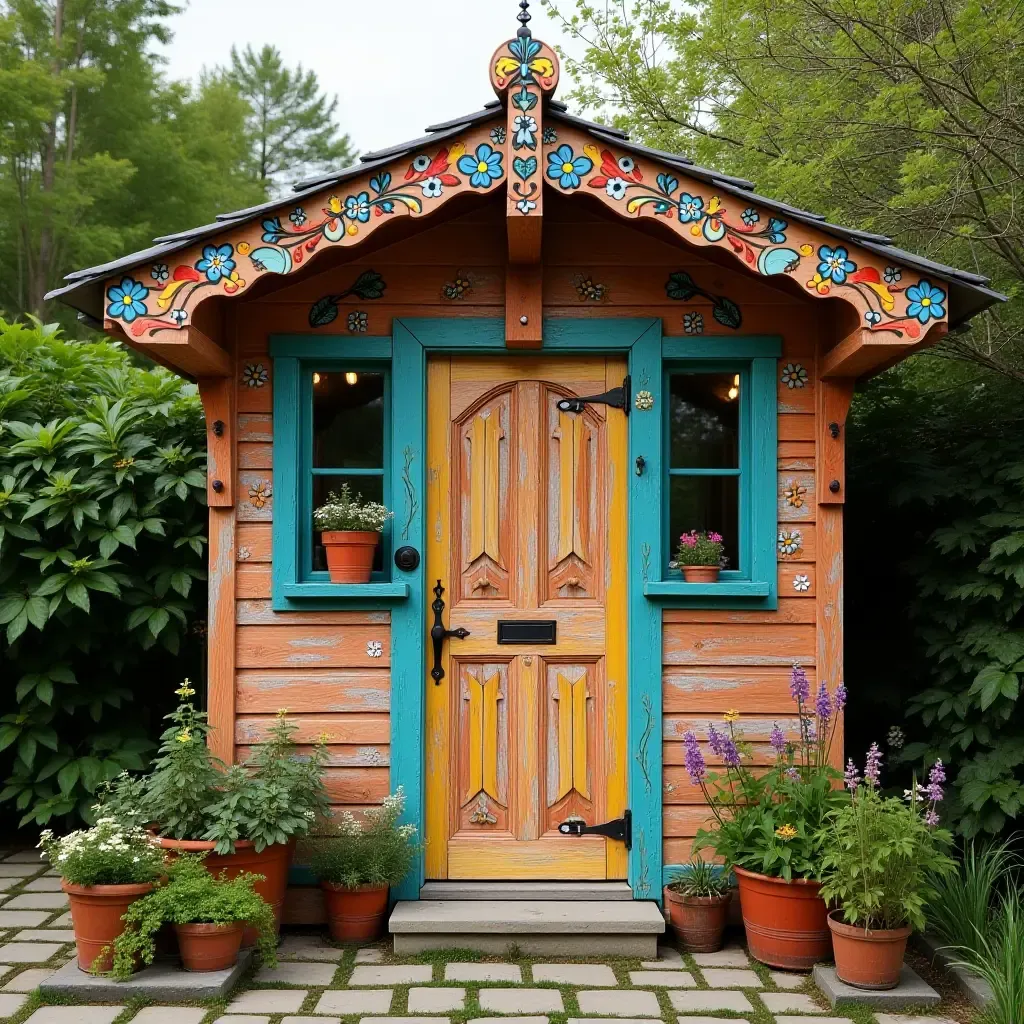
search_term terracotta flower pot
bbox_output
[62,880,155,973]
[321,881,389,941]
[156,837,292,948]
[174,921,244,972]
[322,531,380,583]
[664,886,731,952]
[827,910,912,990]
[733,865,832,969]
[682,565,720,583]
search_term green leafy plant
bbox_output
[688,666,848,880]
[98,682,329,853]
[107,854,277,979]
[313,483,392,533]
[307,787,418,888]
[675,530,725,567]
[818,753,956,930]
[925,837,1020,955]
[0,319,208,826]
[667,858,732,898]
[38,817,164,887]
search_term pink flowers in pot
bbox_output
[675,530,725,567]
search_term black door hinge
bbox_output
[557,376,630,416]
[558,809,631,849]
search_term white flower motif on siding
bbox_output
[634,390,655,412]
[884,266,902,284]
[348,311,368,333]
[242,363,268,388]
[237,546,251,561]
[777,529,803,556]
[366,640,383,658]
[793,574,811,592]
[683,312,704,334]
[780,362,808,388]
[516,198,537,215]
[151,263,169,283]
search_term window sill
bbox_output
[281,582,410,601]
[644,580,771,600]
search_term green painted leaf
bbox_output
[713,297,743,329]
[349,270,387,300]
[513,156,538,180]
[665,271,698,301]
[308,296,339,328]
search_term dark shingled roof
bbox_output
[47,101,1005,328]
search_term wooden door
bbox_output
[425,355,628,880]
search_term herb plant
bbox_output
[307,787,418,888]
[675,530,725,566]
[38,817,164,887]
[313,483,392,533]
[687,666,848,880]
[106,854,277,979]
[667,858,732,898]
[818,754,956,930]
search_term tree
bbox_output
[544,0,1024,382]
[225,44,355,193]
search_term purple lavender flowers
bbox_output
[815,681,833,728]
[770,722,786,755]
[925,759,945,803]
[844,758,861,793]
[683,730,706,784]
[864,742,883,787]
[790,665,811,703]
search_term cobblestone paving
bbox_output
[0,853,965,1024]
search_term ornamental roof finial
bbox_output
[517,0,531,36]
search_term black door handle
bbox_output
[430,580,470,683]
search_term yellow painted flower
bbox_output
[723,709,740,723]
[327,195,343,215]
[784,481,807,508]
[237,241,251,256]
[775,823,798,841]
[176,729,192,743]
[799,243,814,257]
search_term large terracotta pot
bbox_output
[733,865,832,969]
[664,886,731,952]
[682,565,720,583]
[62,880,154,973]
[321,882,388,941]
[828,910,912,989]
[174,921,244,972]
[157,837,293,947]
[322,531,379,583]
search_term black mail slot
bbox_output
[497,620,557,645]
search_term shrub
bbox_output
[0,318,208,827]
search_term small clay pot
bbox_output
[664,886,731,952]
[322,531,380,583]
[62,880,155,973]
[174,921,244,972]
[321,882,389,941]
[827,909,912,990]
[682,565,720,583]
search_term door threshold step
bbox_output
[419,882,634,901]
[389,899,664,955]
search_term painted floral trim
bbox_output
[573,274,606,301]
[237,546,252,561]
[442,274,473,301]
[793,574,811,592]
[242,363,269,388]
[347,311,368,332]
[151,264,169,283]
[490,125,506,145]
[248,481,272,509]
[547,144,593,189]
[457,144,504,188]
[366,640,383,658]
[634,390,655,412]
[683,312,704,335]
[469,793,497,825]
[493,32,556,90]
[777,529,803,557]
[780,363,808,388]
[783,481,807,508]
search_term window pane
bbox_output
[313,371,384,469]
[312,474,385,573]
[669,373,740,468]
[670,475,739,570]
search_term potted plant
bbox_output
[107,853,277,977]
[39,818,164,974]
[665,859,733,952]
[306,787,417,940]
[313,483,393,583]
[98,681,329,945]
[686,666,848,969]
[676,530,725,582]
[818,754,955,989]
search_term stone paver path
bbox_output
[0,852,968,1024]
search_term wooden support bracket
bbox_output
[816,378,855,505]
[505,263,543,347]
[820,323,947,380]
[112,324,232,380]
[198,377,236,507]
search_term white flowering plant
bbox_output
[306,787,418,888]
[39,818,164,887]
[313,483,392,533]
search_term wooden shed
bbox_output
[49,5,1001,947]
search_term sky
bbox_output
[157,0,578,154]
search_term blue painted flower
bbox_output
[864,309,882,326]
[816,245,856,285]
[741,208,759,226]
[765,218,787,243]
[458,143,504,188]
[513,114,538,149]
[546,144,592,189]
[905,280,946,324]
[344,192,371,222]
[105,277,149,322]
[289,207,307,226]
[170,308,188,326]
[196,244,236,283]
[261,217,284,242]
[369,173,391,195]
[677,192,704,223]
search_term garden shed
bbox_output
[48,3,1003,948]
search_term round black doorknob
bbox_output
[394,545,420,571]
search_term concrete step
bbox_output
[390,899,665,956]
[419,881,634,901]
